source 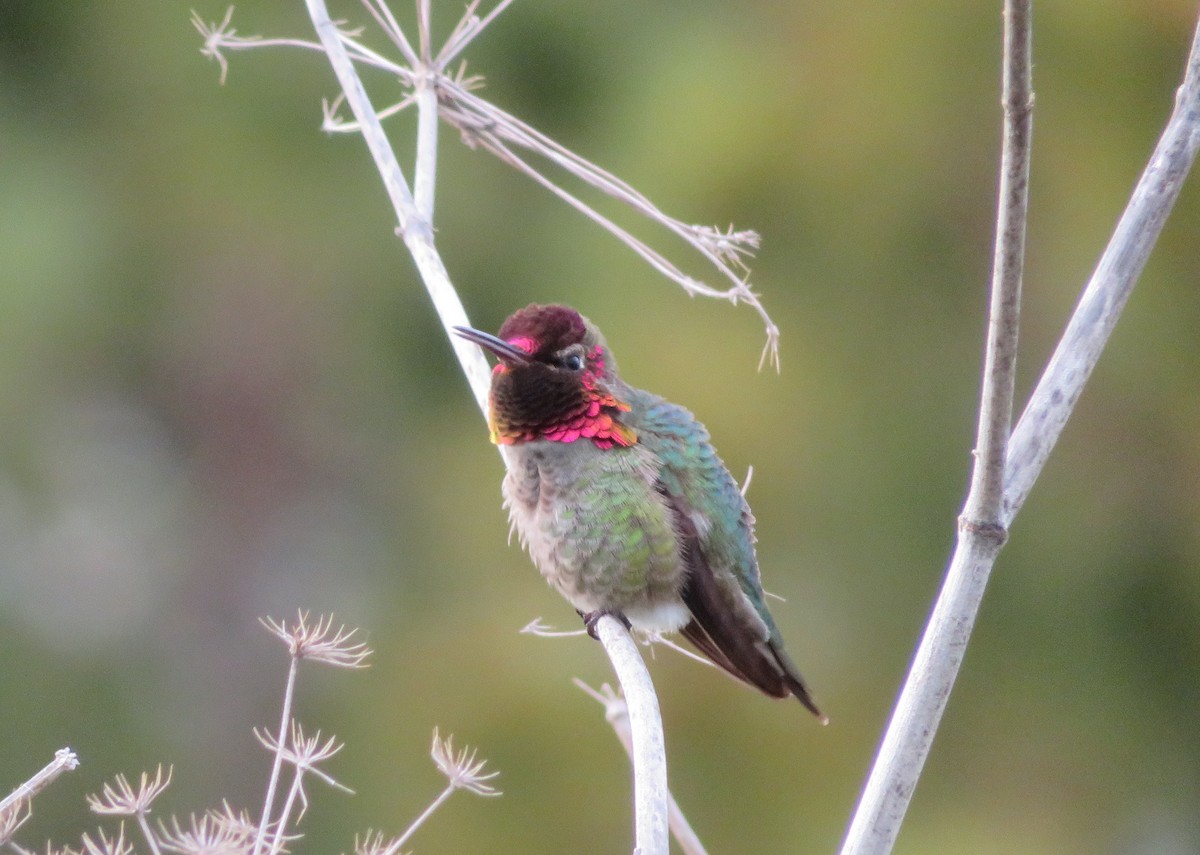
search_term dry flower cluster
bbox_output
[0,613,499,854]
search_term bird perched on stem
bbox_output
[455,304,825,721]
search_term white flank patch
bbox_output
[624,600,691,633]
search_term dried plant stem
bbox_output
[253,656,299,855]
[0,749,79,817]
[842,6,1200,854]
[271,773,307,855]
[386,785,454,855]
[0,749,79,844]
[137,813,164,855]
[299,1,670,849]
[968,0,1033,527]
[576,681,707,855]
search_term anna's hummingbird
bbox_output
[455,303,824,720]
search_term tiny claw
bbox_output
[578,609,631,640]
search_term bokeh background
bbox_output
[2,1,1199,852]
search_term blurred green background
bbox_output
[2,1,1199,852]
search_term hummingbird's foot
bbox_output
[578,608,632,640]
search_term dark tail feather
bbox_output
[681,618,826,722]
[686,607,825,720]
[769,640,828,724]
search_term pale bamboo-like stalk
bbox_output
[841,6,1200,854]
[1002,14,1200,522]
[302,0,491,418]
[592,620,670,855]
[300,2,670,851]
[841,5,1033,849]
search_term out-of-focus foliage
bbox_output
[2,1,1199,852]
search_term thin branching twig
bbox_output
[519,617,588,638]
[523,616,716,670]
[575,681,709,855]
[193,3,780,369]
[253,723,353,853]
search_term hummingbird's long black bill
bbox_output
[453,325,534,364]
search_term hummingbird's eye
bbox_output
[561,353,585,371]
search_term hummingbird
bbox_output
[454,304,824,720]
